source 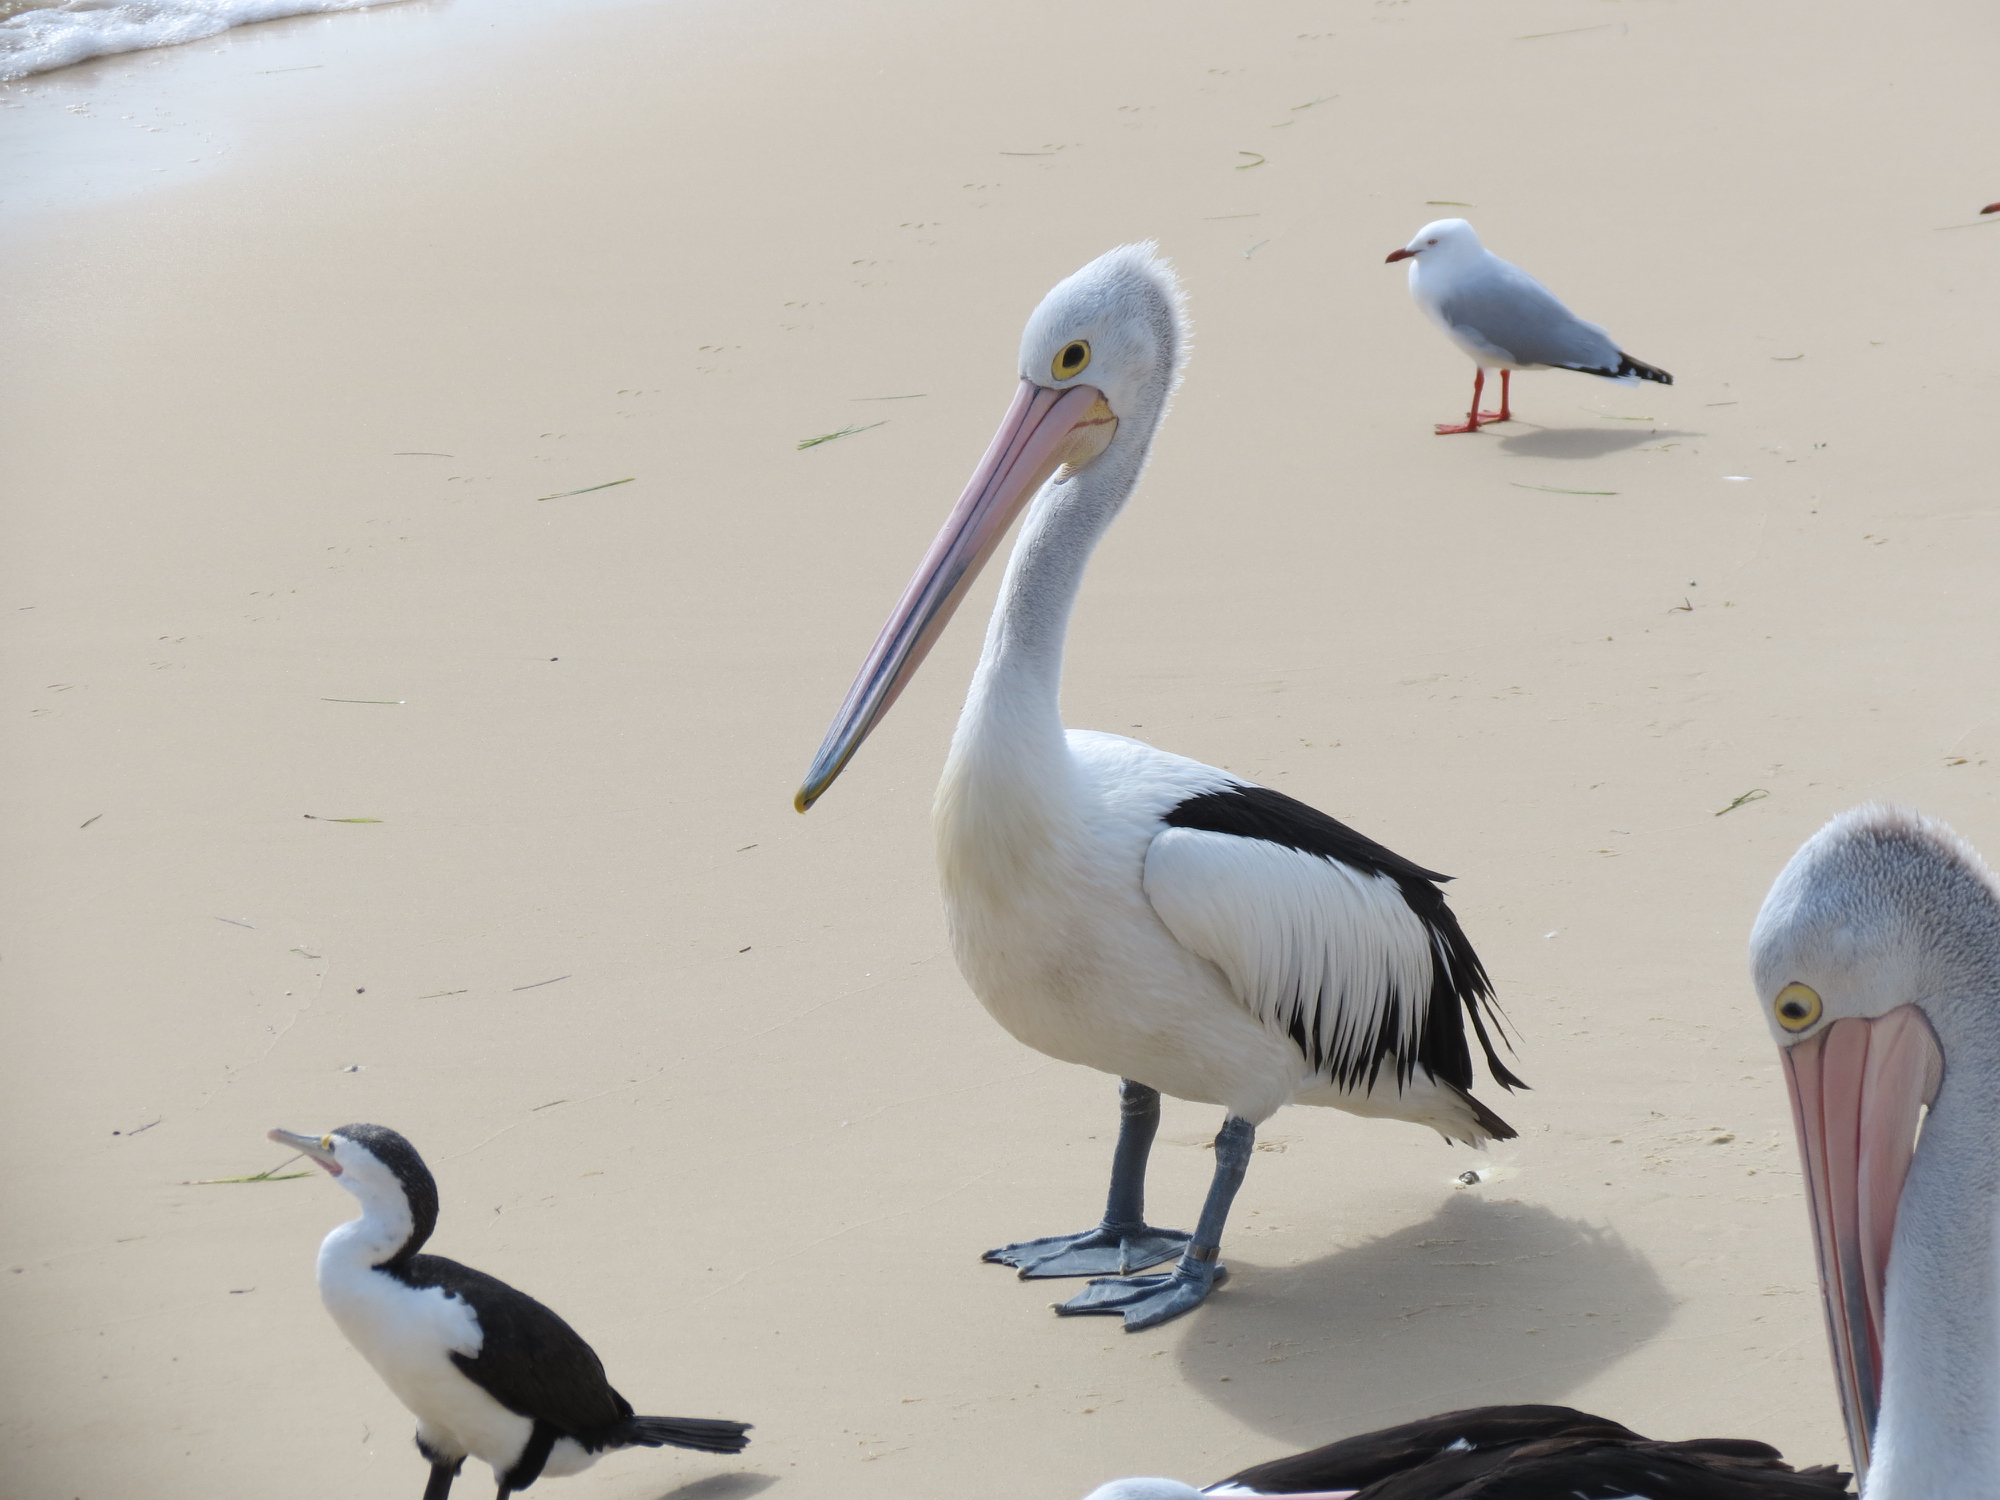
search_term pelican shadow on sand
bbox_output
[1174,1195,1672,1440]
[1495,426,1702,461]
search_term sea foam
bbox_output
[0,0,407,80]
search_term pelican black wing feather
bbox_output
[1390,1437,1854,1499]
[1162,784,1525,1093]
[1217,1405,1850,1499]
[1217,1405,1635,1493]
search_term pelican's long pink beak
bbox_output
[795,378,1115,811]
[1782,1006,1941,1484]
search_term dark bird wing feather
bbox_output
[394,1254,634,1440]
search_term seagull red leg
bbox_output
[1435,367,1490,435]
[1472,370,1510,424]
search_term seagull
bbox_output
[270,1124,751,1498]
[1751,804,2000,1496]
[1385,219,1672,434]
[1077,1404,1849,1499]
[795,244,1523,1331]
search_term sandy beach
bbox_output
[3,0,1997,1495]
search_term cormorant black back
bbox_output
[270,1123,751,1499]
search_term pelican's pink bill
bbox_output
[794,378,1114,811]
[1783,1005,1940,1482]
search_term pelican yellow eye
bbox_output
[1051,340,1091,381]
[320,1135,335,1151]
[1774,982,1823,1033]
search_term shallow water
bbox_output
[0,0,411,82]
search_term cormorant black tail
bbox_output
[619,1415,753,1455]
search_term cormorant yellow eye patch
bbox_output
[1051,340,1091,381]
[1774,982,1823,1033]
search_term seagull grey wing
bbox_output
[1436,262,1624,375]
[395,1255,633,1440]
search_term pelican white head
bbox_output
[795,243,1187,812]
[1751,804,2000,1495]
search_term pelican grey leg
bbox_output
[1055,1114,1254,1331]
[983,1079,1191,1278]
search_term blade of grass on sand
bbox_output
[304,815,384,823]
[1577,407,1654,421]
[1511,483,1619,496]
[1515,22,1618,39]
[1715,788,1771,816]
[537,477,635,501]
[321,698,404,704]
[797,421,886,450]
[193,1155,310,1184]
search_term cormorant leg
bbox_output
[983,1079,1191,1278]
[1436,368,1491,434]
[422,1456,463,1500]
[495,1421,558,1499]
[1054,1114,1255,1331]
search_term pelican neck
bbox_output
[1870,1015,2000,1497]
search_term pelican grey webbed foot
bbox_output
[1056,1254,1228,1331]
[1052,1112,1254,1330]
[984,1223,1191,1278]
[983,1079,1190,1278]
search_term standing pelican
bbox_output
[796,245,1523,1330]
[1752,804,2000,1495]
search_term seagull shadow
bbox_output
[647,1473,778,1500]
[1494,426,1700,460]
[1175,1196,1672,1442]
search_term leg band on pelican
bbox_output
[982,1079,1192,1279]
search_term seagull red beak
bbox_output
[795,378,1116,811]
[1782,1006,1940,1485]
[1385,247,1417,263]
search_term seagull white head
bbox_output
[1749,804,2000,1483]
[795,243,1187,812]
[1385,217,1482,266]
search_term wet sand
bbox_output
[3,0,1997,1495]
